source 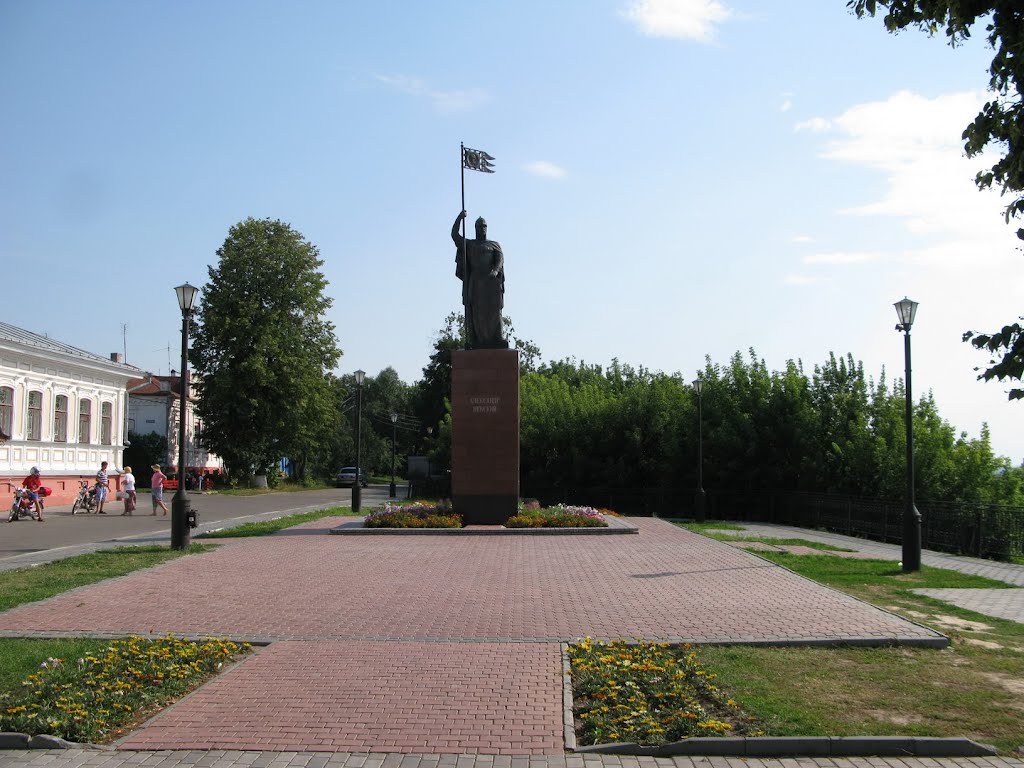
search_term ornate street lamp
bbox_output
[352,370,365,514]
[692,377,706,523]
[172,282,199,550]
[389,411,398,498]
[894,297,921,572]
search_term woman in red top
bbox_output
[22,466,44,522]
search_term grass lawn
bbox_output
[686,530,1024,753]
[673,520,852,551]
[195,506,350,538]
[0,545,213,614]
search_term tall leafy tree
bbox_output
[849,1,1024,397]
[190,217,341,480]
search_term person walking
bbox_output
[95,461,109,514]
[150,464,169,516]
[120,466,137,515]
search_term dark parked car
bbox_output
[336,467,368,488]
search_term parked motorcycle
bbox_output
[9,486,47,522]
[71,480,97,515]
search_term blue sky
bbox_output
[3,0,1023,462]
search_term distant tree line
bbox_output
[518,352,1023,506]
[187,217,1022,504]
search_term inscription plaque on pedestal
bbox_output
[451,349,520,525]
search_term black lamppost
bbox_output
[172,282,199,550]
[894,297,921,572]
[692,377,706,523]
[352,369,365,514]
[389,411,398,498]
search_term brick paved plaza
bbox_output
[0,516,949,755]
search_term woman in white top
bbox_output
[121,466,137,515]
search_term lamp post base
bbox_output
[352,484,361,514]
[695,488,706,523]
[389,481,396,498]
[171,492,191,550]
[902,506,922,572]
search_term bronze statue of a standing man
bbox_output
[452,210,507,349]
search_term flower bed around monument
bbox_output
[505,502,608,528]
[364,501,463,528]
[362,500,611,528]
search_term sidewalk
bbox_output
[0,514,1021,764]
[2,751,1022,768]
[719,521,1024,623]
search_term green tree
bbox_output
[849,1,1024,396]
[123,431,168,485]
[190,217,341,482]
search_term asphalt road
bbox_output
[0,485,394,569]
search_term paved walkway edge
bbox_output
[574,736,999,757]
[0,736,1000,758]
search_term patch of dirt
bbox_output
[981,672,1024,696]
[898,608,930,619]
[867,709,925,726]
[932,615,994,632]
[958,637,1004,650]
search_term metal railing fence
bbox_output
[521,484,1024,561]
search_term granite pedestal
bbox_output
[451,349,520,525]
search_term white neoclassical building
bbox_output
[0,321,142,505]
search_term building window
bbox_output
[101,402,112,445]
[54,395,68,442]
[0,386,12,438]
[79,399,92,444]
[27,390,42,441]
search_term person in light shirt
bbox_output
[150,464,169,516]
[120,466,137,515]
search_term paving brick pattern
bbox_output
[0,517,949,755]
[0,517,942,645]
[117,641,563,755]
[4,752,1024,768]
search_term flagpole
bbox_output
[459,142,470,346]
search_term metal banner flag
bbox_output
[462,146,496,173]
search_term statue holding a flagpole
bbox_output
[453,143,508,350]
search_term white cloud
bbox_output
[794,117,831,133]
[523,161,567,179]
[819,90,1008,252]
[780,98,793,113]
[803,252,880,265]
[621,0,733,43]
[783,274,829,286]
[372,73,488,113]
[791,234,814,243]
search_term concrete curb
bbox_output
[329,516,638,535]
[573,736,999,757]
[0,732,108,750]
[561,643,576,752]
